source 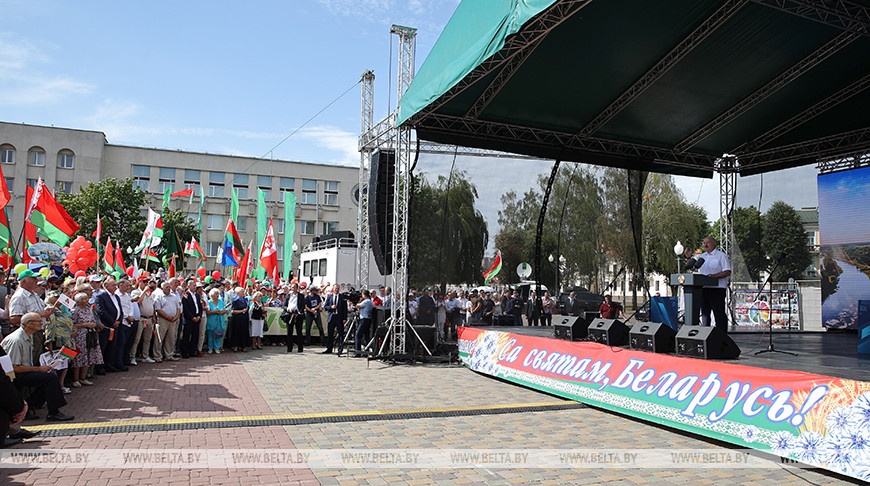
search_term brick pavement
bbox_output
[1,346,859,485]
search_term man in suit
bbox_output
[322,284,347,355]
[96,277,126,372]
[566,291,582,317]
[505,290,524,326]
[283,283,305,353]
[181,278,204,358]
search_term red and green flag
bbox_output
[0,206,16,270]
[104,237,116,272]
[22,221,37,264]
[58,346,79,360]
[135,208,163,253]
[483,250,502,284]
[0,164,11,210]
[186,236,206,264]
[25,178,80,246]
[141,248,160,263]
[114,245,126,273]
[92,213,102,256]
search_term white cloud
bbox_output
[0,33,94,106]
[298,125,359,166]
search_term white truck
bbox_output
[297,236,390,291]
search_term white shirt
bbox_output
[115,289,134,326]
[697,248,731,288]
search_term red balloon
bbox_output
[142,271,150,277]
[67,249,79,260]
[211,270,221,280]
[126,266,134,277]
[197,267,207,278]
[75,270,86,278]
[68,263,79,273]
[77,257,89,268]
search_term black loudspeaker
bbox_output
[493,315,515,326]
[587,318,629,346]
[630,321,676,353]
[409,325,436,355]
[554,313,595,341]
[675,325,741,359]
[369,150,395,275]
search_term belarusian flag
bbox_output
[104,237,116,272]
[135,208,163,252]
[0,206,15,270]
[259,219,278,282]
[187,237,206,263]
[22,221,37,264]
[58,346,79,360]
[0,164,10,209]
[141,248,160,263]
[92,213,102,255]
[483,250,502,284]
[25,178,79,246]
[171,187,194,198]
[222,219,243,267]
[114,245,126,273]
[234,241,253,283]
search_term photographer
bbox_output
[354,290,373,358]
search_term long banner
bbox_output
[458,327,870,481]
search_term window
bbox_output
[257,176,272,201]
[207,214,223,230]
[301,220,315,235]
[276,219,284,234]
[1,144,15,164]
[209,171,225,197]
[28,147,45,166]
[186,213,198,225]
[158,167,175,194]
[323,180,339,206]
[277,245,283,261]
[4,178,12,193]
[27,178,38,188]
[56,181,72,194]
[654,281,660,292]
[279,177,294,201]
[206,241,221,258]
[322,222,337,235]
[58,150,74,169]
[806,231,816,246]
[259,188,271,201]
[235,187,248,200]
[234,174,248,200]
[132,165,150,192]
[301,179,317,205]
[236,216,247,232]
[303,260,311,277]
[319,258,327,276]
[185,170,200,183]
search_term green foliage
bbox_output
[57,178,147,252]
[761,201,811,281]
[408,170,488,289]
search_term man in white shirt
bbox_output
[696,236,732,332]
[153,281,182,362]
[284,283,304,353]
[130,277,156,363]
[115,279,137,367]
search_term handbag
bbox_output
[86,330,99,349]
[262,319,270,332]
[214,328,225,338]
[280,309,292,324]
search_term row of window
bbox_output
[133,166,338,204]
[3,177,73,195]
[0,145,74,168]
[194,213,336,235]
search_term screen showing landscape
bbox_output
[818,166,870,329]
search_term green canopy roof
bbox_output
[399,0,870,177]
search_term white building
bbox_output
[0,121,361,274]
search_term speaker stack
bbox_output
[554,312,598,341]
[629,322,676,353]
[675,325,741,359]
[587,318,629,346]
[368,150,395,276]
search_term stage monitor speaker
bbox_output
[409,325,436,355]
[630,321,676,353]
[587,318,629,346]
[553,313,596,341]
[675,325,741,359]
[368,150,395,275]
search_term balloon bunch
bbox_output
[63,236,98,274]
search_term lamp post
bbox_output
[291,242,299,278]
[673,241,684,274]
[548,254,556,294]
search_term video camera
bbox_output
[342,288,362,305]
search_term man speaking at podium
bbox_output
[689,237,731,332]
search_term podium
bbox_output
[670,273,719,327]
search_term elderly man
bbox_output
[695,236,732,332]
[116,278,138,368]
[153,281,182,362]
[284,283,305,353]
[130,277,156,364]
[181,278,204,359]
[96,277,126,372]
[8,269,54,364]
[322,284,347,355]
[1,313,74,421]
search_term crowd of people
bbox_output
[0,266,371,448]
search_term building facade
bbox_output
[0,121,361,274]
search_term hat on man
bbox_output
[17,269,37,280]
[88,274,103,282]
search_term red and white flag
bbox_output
[258,219,278,282]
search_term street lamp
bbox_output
[548,254,556,294]
[673,241,684,274]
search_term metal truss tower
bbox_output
[357,70,375,289]
[389,24,417,357]
[717,156,738,258]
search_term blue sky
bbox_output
[1,0,819,251]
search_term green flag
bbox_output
[283,191,296,280]
[165,221,183,272]
[197,185,204,239]
[231,187,239,223]
[163,184,171,210]
[256,188,267,279]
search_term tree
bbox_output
[57,178,147,253]
[761,201,811,282]
[408,170,488,289]
[711,206,763,282]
